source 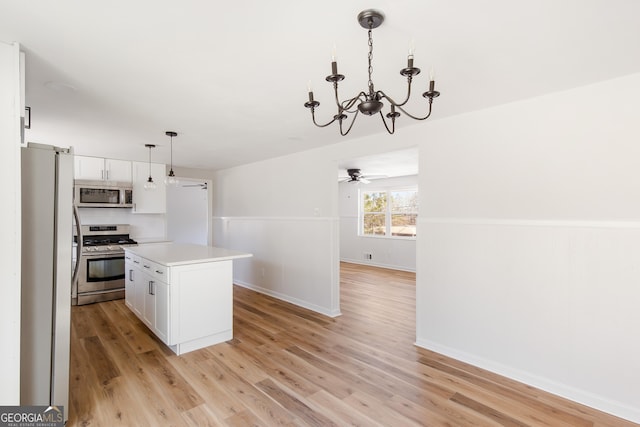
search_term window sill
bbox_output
[358,234,416,241]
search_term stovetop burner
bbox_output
[77,224,137,252]
[83,236,138,246]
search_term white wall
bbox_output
[212,152,344,316]
[339,175,417,271]
[416,73,640,423]
[0,40,21,404]
[212,73,640,423]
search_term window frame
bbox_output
[358,186,418,240]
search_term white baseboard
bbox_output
[415,339,640,424]
[234,279,341,318]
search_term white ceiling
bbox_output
[2,0,639,174]
[338,147,418,180]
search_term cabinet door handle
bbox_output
[129,269,133,281]
[133,260,140,264]
[155,270,163,275]
[149,281,155,295]
[143,264,150,269]
[101,170,104,180]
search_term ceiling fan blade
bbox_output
[361,174,387,180]
[359,177,370,184]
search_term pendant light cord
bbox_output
[170,135,173,172]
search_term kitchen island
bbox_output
[124,243,252,355]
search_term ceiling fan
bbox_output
[338,168,386,184]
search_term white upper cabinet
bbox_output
[74,155,132,183]
[105,159,132,182]
[132,161,166,214]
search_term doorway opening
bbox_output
[336,147,418,329]
[166,177,212,245]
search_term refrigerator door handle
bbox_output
[72,204,82,286]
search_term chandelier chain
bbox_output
[367,28,374,94]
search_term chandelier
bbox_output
[304,9,440,135]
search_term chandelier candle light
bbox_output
[143,144,156,191]
[304,9,440,135]
[165,131,178,186]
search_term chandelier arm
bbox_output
[340,92,367,112]
[339,110,360,136]
[394,77,414,107]
[378,111,396,135]
[333,84,362,112]
[376,85,412,108]
[377,90,406,109]
[310,108,339,128]
[332,82,343,110]
[393,100,435,121]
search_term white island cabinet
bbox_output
[124,243,252,355]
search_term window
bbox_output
[360,188,418,238]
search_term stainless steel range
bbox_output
[73,224,137,305]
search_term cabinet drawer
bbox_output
[129,254,142,266]
[125,253,139,263]
[151,263,168,281]
[140,257,167,281]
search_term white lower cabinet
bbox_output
[142,270,155,329]
[124,249,233,354]
[124,254,135,309]
[153,280,169,343]
[135,258,169,343]
[132,258,145,318]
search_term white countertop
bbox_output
[125,243,252,266]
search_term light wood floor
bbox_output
[68,262,635,426]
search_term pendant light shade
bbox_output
[143,144,157,191]
[165,131,179,186]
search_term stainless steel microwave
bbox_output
[74,180,133,208]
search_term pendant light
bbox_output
[143,144,157,191]
[165,131,178,186]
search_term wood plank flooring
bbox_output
[68,262,636,426]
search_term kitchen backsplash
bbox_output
[78,208,166,241]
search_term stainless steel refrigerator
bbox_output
[21,143,72,421]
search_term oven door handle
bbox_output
[72,204,82,287]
